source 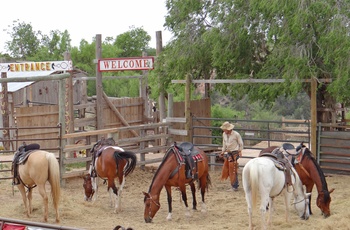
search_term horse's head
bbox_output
[143,191,160,223]
[316,188,335,218]
[293,191,311,220]
[83,174,94,201]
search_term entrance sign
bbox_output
[0,61,73,73]
[98,57,154,72]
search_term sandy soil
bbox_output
[0,142,349,230]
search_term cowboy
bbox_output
[219,121,244,191]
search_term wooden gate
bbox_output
[317,123,350,175]
[171,98,211,144]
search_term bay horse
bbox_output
[262,144,335,217]
[13,149,60,223]
[242,153,310,230]
[291,143,334,217]
[143,142,211,223]
[83,138,137,213]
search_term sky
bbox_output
[0,0,172,53]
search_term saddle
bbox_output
[90,138,116,177]
[174,142,202,180]
[12,143,41,185]
[259,144,294,187]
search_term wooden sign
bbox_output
[98,57,154,72]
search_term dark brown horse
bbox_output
[83,138,137,213]
[143,142,211,223]
[260,143,334,217]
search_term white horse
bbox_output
[242,156,311,230]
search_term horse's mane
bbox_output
[146,146,174,194]
[303,147,331,202]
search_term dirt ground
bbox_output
[1,143,350,230]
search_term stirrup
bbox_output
[186,171,193,179]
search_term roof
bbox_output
[1,71,57,92]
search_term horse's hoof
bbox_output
[166,213,172,221]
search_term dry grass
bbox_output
[0,164,349,230]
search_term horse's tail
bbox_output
[47,152,61,211]
[115,151,137,177]
[249,162,259,211]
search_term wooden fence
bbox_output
[61,122,170,181]
[317,123,350,174]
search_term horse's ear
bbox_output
[329,188,335,194]
[143,191,150,197]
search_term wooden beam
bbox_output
[185,74,192,142]
[95,34,103,130]
[102,92,139,137]
[171,79,333,84]
[0,73,70,82]
[311,78,317,155]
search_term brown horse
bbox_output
[143,142,211,223]
[14,150,60,223]
[292,143,334,217]
[83,138,137,213]
[260,143,334,217]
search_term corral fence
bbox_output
[2,117,350,186]
[317,122,350,175]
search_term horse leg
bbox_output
[266,198,274,230]
[244,190,254,230]
[283,191,292,222]
[199,174,208,213]
[305,184,314,215]
[189,182,197,210]
[17,184,30,217]
[259,192,269,230]
[92,176,98,202]
[165,185,173,221]
[37,184,49,222]
[179,185,191,218]
[107,178,117,209]
[114,176,126,213]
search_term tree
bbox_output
[5,20,41,59]
[158,0,350,123]
[114,26,151,57]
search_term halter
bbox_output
[145,194,161,220]
[292,196,309,219]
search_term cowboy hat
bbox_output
[220,121,234,130]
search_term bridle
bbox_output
[145,194,161,219]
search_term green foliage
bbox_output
[5,20,41,59]
[114,26,151,57]
[160,0,350,122]
[211,104,245,144]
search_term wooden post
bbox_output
[185,74,192,142]
[156,31,166,123]
[141,51,149,120]
[156,31,166,149]
[59,75,66,186]
[311,78,317,154]
[95,34,103,130]
[64,52,74,135]
[0,72,10,150]
[167,93,174,145]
